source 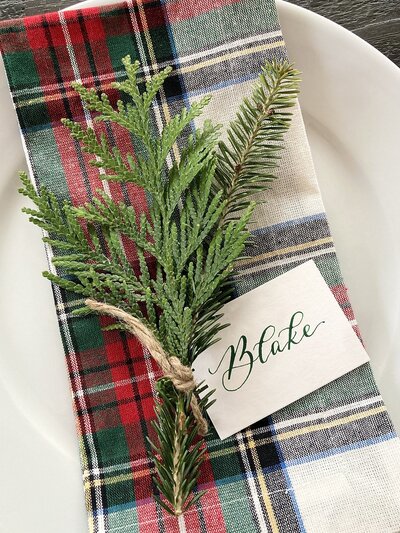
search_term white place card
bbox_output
[192,260,369,439]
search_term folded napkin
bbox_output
[1,1,400,532]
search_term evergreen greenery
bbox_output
[19,56,300,515]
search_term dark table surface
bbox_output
[0,0,399,67]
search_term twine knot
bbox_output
[165,356,196,392]
[85,299,208,436]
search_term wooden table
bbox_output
[0,0,399,66]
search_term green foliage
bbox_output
[149,379,215,515]
[19,56,300,515]
[216,60,300,220]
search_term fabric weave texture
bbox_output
[1,1,400,531]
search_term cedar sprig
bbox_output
[19,56,300,515]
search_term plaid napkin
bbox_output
[1,1,400,532]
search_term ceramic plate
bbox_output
[1,1,399,531]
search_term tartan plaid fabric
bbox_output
[1,1,400,532]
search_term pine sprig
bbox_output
[216,61,300,220]
[149,379,215,515]
[19,56,300,515]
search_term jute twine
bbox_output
[85,299,208,436]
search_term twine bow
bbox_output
[85,299,208,436]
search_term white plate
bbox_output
[0,1,399,531]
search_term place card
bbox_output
[192,260,369,439]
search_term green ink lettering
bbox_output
[253,325,275,363]
[209,335,254,391]
[209,311,325,391]
[303,320,325,337]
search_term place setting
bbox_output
[0,1,399,532]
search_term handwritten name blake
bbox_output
[208,311,325,391]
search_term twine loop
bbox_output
[85,299,208,436]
